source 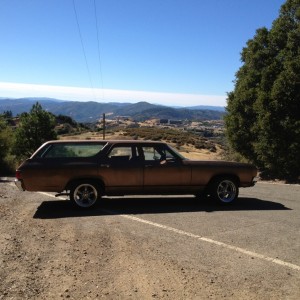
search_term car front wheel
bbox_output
[70,182,101,208]
[209,177,239,204]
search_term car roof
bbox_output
[44,139,166,145]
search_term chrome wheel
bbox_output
[71,183,99,208]
[216,180,237,203]
[209,177,239,204]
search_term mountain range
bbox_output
[0,98,225,123]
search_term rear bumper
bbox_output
[15,179,25,191]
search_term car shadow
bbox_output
[33,196,291,219]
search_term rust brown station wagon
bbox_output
[15,140,258,208]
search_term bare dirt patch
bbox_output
[0,183,214,299]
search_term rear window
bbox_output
[38,143,105,158]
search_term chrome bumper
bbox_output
[15,179,25,191]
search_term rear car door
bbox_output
[99,145,144,194]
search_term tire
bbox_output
[209,177,239,204]
[70,181,101,208]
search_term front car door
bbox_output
[141,144,192,194]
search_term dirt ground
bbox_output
[2,180,300,299]
[0,182,213,299]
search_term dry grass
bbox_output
[180,147,222,161]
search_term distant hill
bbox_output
[186,105,225,112]
[0,98,225,122]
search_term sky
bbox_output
[0,0,285,107]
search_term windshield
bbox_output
[167,144,188,160]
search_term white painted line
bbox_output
[104,211,300,272]
[257,181,300,187]
[38,191,62,198]
[38,191,300,272]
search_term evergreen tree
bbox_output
[225,0,300,181]
[13,102,57,159]
[0,115,14,173]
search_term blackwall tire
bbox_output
[70,182,101,208]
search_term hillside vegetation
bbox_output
[120,127,218,152]
[0,102,224,175]
[0,98,225,123]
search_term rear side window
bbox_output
[40,143,105,158]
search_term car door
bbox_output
[99,145,144,194]
[141,145,192,194]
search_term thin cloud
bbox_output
[0,82,226,107]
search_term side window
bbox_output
[142,147,162,161]
[107,146,133,162]
[142,146,177,162]
[164,149,177,160]
[44,145,76,158]
[42,144,104,158]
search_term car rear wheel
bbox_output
[70,182,101,208]
[209,177,239,204]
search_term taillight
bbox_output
[16,170,22,179]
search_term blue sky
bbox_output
[0,0,285,106]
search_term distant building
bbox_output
[159,119,182,125]
[169,120,182,125]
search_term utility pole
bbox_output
[102,113,106,140]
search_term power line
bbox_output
[72,0,95,100]
[93,0,105,100]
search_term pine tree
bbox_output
[13,102,57,159]
[225,0,300,181]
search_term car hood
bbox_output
[182,160,256,169]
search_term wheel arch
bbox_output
[65,177,105,194]
[208,173,240,187]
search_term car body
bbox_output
[15,140,258,208]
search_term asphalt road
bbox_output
[1,180,300,299]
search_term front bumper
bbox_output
[15,179,25,191]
